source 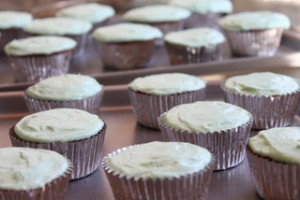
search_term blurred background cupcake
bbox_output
[103,141,214,200]
[4,36,76,82]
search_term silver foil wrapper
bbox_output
[224,28,283,57]
[128,88,206,129]
[185,13,222,30]
[222,84,300,129]
[67,34,88,57]
[102,145,215,200]
[247,148,300,200]
[158,115,253,170]
[9,124,106,180]
[24,90,103,115]
[7,50,73,82]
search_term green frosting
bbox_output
[219,11,290,31]
[0,147,68,190]
[0,11,32,29]
[224,72,299,96]
[165,28,225,47]
[93,23,162,43]
[5,36,77,56]
[249,127,300,164]
[56,3,115,24]
[123,5,191,22]
[26,74,103,101]
[128,73,206,95]
[107,141,212,179]
[163,101,251,133]
[14,108,104,143]
[24,17,92,35]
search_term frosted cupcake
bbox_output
[128,73,206,129]
[24,74,103,114]
[103,141,214,200]
[9,108,106,180]
[93,23,162,70]
[4,36,76,82]
[0,11,32,52]
[164,28,225,65]
[247,127,300,200]
[222,72,300,129]
[219,11,290,56]
[158,101,253,170]
[0,147,72,200]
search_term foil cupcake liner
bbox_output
[99,40,155,70]
[7,50,73,83]
[165,41,224,65]
[224,28,284,57]
[0,28,22,52]
[184,13,221,30]
[247,147,300,200]
[158,115,253,170]
[24,90,103,115]
[9,124,106,180]
[128,88,206,129]
[102,144,215,200]
[0,161,72,200]
[67,34,88,57]
[221,84,300,129]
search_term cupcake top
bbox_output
[128,73,206,95]
[123,5,191,23]
[165,28,225,47]
[0,147,69,190]
[4,36,77,56]
[0,11,32,29]
[14,108,104,143]
[249,127,300,164]
[93,23,162,43]
[162,101,251,133]
[219,11,290,31]
[224,72,299,96]
[26,74,103,101]
[169,0,232,14]
[23,17,92,35]
[106,141,212,179]
[56,3,115,24]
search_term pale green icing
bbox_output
[14,108,104,143]
[163,101,251,133]
[219,11,290,31]
[107,141,212,179]
[0,147,68,190]
[56,3,115,24]
[165,28,225,47]
[249,127,300,164]
[4,36,77,56]
[0,11,32,29]
[93,23,162,42]
[26,74,103,101]
[225,72,299,96]
[23,17,92,35]
[123,5,191,22]
[169,0,232,14]
[128,73,206,95]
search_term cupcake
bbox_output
[222,72,300,129]
[23,17,92,56]
[9,108,106,180]
[128,73,206,129]
[0,11,32,52]
[158,101,253,170]
[219,11,290,56]
[102,141,215,200]
[93,23,162,70]
[0,147,72,200]
[24,74,103,114]
[247,127,300,200]
[56,3,115,30]
[4,36,76,82]
[164,28,225,65]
